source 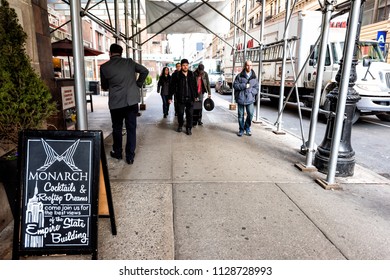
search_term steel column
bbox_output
[314,0,364,184]
[275,0,291,133]
[230,0,238,108]
[305,1,335,168]
[70,0,88,130]
[255,0,265,122]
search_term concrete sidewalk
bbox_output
[94,88,390,260]
[1,88,390,260]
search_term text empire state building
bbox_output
[25,181,44,248]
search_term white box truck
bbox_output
[223,10,390,122]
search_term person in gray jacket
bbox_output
[100,43,149,164]
[233,60,259,137]
[193,64,211,126]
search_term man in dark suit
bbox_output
[100,43,149,164]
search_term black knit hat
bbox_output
[181,58,189,65]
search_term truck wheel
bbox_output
[376,112,390,122]
[269,97,279,106]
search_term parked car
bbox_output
[215,79,232,95]
[208,71,223,87]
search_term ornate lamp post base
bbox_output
[314,87,360,177]
[314,149,355,177]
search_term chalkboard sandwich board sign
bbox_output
[13,130,103,259]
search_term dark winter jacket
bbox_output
[157,75,171,96]
[169,70,197,103]
[233,69,259,105]
[193,69,212,96]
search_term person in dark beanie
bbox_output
[169,59,197,135]
[100,43,149,164]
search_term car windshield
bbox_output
[331,41,385,63]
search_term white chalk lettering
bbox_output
[28,172,88,181]
[63,218,86,229]
[36,193,63,204]
[51,230,88,244]
[43,182,76,192]
[64,193,87,202]
[26,223,61,237]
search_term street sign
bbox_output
[377,31,387,52]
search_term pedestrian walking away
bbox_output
[233,60,259,137]
[169,58,197,136]
[100,43,149,164]
[193,63,211,126]
[157,66,171,118]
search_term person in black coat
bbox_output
[168,59,197,135]
[170,62,181,116]
[157,67,171,118]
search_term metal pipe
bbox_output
[305,1,334,167]
[231,0,238,105]
[83,12,140,51]
[125,0,130,58]
[243,0,249,62]
[287,43,306,147]
[131,0,136,59]
[114,0,120,43]
[160,1,234,49]
[137,0,142,63]
[326,0,362,183]
[128,0,191,41]
[137,0,144,107]
[200,0,260,45]
[140,1,208,46]
[275,0,291,132]
[255,0,265,122]
[70,0,88,130]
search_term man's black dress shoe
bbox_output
[177,127,182,132]
[126,158,134,164]
[110,151,122,159]
[186,128,192,135]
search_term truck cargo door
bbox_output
[304,44,332,89]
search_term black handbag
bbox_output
[193,100,202,110]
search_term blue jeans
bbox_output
[237,103,254,132]
[161,94,170,115]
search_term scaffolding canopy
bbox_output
[145,0,230,34]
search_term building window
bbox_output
[95,31,103,51]
[378,5,390,22]
[250,0,255,10]
[249,17,254,29]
